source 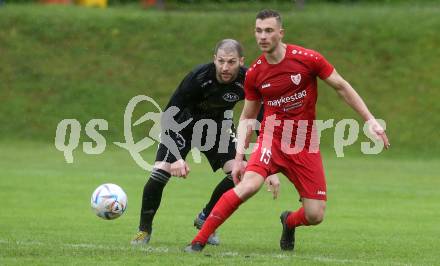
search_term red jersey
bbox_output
[244,44,334,147]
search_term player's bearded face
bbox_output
[255,18,284,53]
[214,49,244,84]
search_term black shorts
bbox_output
[155,122,237,171]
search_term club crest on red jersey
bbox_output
[291,74,301,85]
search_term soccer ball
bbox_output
[91,183,127,220]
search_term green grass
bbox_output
[1,141,439,265]
[0,4,440,156]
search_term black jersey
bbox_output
[165,63,247,122]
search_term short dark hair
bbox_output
[214,39,244,57]
[256,9,282,26]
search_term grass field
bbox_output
[1,141,439,265]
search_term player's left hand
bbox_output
[265,174,280,199]
[170,159,190,178]
[367,119,390,149]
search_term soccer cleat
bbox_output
[194,211,206,230]
[194,211,220,245]
[184,242,205,253]
[280,211,295,251]
[207,232,220,245]
[131,230,152,245]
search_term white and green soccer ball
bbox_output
[91,183,127,220]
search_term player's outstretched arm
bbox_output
[324,69,390,148]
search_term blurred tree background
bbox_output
[1,0,437,6]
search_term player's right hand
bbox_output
[231,160,246,185]
[367,119,390,149]
[265,174,280,199]
[170,159,190,178]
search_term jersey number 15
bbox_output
[259,148,272,165]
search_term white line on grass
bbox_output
[218,252,373,265]
[0,239,169,253]
[0,239,43,245]
[0,239,411,265]
[65,243,170,253]
[216,252,410,265]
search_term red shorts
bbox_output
[246,137,327,201]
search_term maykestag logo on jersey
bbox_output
[291,73,301,85]
[222,92,240,102]
[267,89,307,107]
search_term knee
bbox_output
[234,180,261,200]
[305,208,325,225]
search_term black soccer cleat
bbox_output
[280,211,295,251]
[194,211,206,230]
[184,242,205,253]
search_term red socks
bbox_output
[191,191,309,245]
[286,207,309,228]
[192,189,243,245]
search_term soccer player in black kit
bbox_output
[131,39,280,245]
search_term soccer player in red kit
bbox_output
[185,9,390,252]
